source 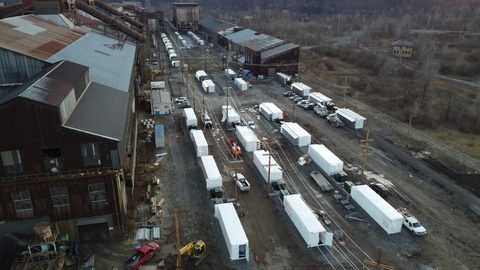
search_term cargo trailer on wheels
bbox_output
[234,78,248,90]
[196,70,208,81]
[184,108,197,129]
[291,82,311,97]
[190,130,208,157]
[336,108,366,129]
[199,155,222,189]
[225,69,237,80]
[308,92,332,106]
[351,185,403,234]
[221,105,241,125]
[284,194,333,247]
[308,144,343,176]
[275,72,292,85]
[280,122,311,147]
[214,203,250,261]
[259,102,283,121]
[235,126,260,152]
[253,150,283,183]
[202,79,216,93]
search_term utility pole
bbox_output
[175,210,182,270]
[406,114,412,147]
[264,135,277,198]
[344,77,348,108]
[225,57,229,128]
[234,148,238,202]
[204,48,207,71]
[202,85,206,132]
[359,130,374,183]
[292,91,296,119]
[363,248,395,270]
[192,71,195,111]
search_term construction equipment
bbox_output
[326,113,344,127]
[177,240,208,267]
[228,139,242,156]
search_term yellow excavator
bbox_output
[177,240,208,268]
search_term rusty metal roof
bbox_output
[0,14,88,60]
[244,34,285,52]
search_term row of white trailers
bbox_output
[187,31,205,46]
[189,130,250,261]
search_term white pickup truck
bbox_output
[233,173,250,191]
[397,208,427,236]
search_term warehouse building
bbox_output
[199,17,299,77]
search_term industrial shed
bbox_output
[245,41,299,77]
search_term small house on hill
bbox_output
[391,39,414,58]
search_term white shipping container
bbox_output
[225,69,237,79]
[169,53,178,60]
[198,40,205,46]
[190,130,208,157]
[336,108,366,129]
[221,105,240,124]
[308,144,343,175]
[235,126,260,152]
[151,81,165,89]
[234,78,248,90]
[308,92,332,106]
[284,194,333,247]
[253,150,282,182]
[172,61,180,67]
[196,70,208,81]
[280,122,311,147]
[275,72,291,85]
[259,102,283,121]
[200,155,222,189]
[202,79,216,93]
[184,108,197,128]
[214,203,250,261]
[351,185,403,234]
[291,82,311,97]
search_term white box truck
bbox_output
[234,78,248,90]
[200,155,222,189]
[225,69,237,80]
[196,70,208,81]
[253,150,282,182]
[259,102,283,121]
[308,92,332,106]
[308,144,343,175]
[184,108,197,129]
[202,79,216,93]
[190,130,208,157]
[275,72,291,85]
[284,194,333,247]
[351,185,403,234]
[214,203,249,261]
[235,126,260,152]
[291,82,311,97]
[280,122,311,147]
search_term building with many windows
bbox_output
[390,39,414,58]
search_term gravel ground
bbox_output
[84,34,480,270]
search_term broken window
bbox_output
[50,187,70,207]
[1,150,23,173]
[88,183,107,203]
[11,191,33,211]
[81,143,101,166]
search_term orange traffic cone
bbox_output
[345,238,349,244]
[255,255,259,262]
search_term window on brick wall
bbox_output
[11,191,33,211]
[50,187,70,207]
[88,183,107,203]
[1,150,23,173]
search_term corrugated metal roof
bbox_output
[63,81,129,142]
[243,34,284,52]
[391,39,414,47]
[47,31,137,92]
[37,14,68,28]
[261,42,298,60]
[199,17,235,32]
[0,15,89,60]
[222,29,257,44]
[160,91,170,103]
[0,60,88,106]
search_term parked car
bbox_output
[293,96,303,103]
[303,103,315,110]
[283,91,293,97]
[178,102,191,109]
[369,182,389,197]
[152,61,158,65]
[125,242,159,270]
[297,100,309,107]
[175,97,188,103]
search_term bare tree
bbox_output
[403,73,415,102]
[418,39,439,100]
[438,90,458,120]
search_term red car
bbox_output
[125,242,159,270]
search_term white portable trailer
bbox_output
[235,126,260,152]
[280,122,311,147]
[308,144,343,175]
[190,130,208,157]
[214,203,250,261]
[200,155,222,189]
[253,150,282,182]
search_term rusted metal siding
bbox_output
[173,3,199,25]
[0,98,119,177]
[0,48,46,85]
[0,173,123,225]
[244,46,299,76]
